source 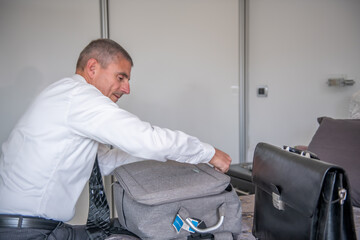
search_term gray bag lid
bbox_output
[113,160,231,205]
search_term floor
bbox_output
[239,194,360,240]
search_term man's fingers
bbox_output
[209,148,232,173]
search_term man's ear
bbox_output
[85,58,98,79]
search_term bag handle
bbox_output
[178,203,225,234]
[283,145,319,159]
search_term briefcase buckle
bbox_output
[272,192,285,210]
[339,188,347,205]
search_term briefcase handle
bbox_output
[178,203,225,233]
[283,145,319,160]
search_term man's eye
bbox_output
[118,77,123,81]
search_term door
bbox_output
[109,0,243,164]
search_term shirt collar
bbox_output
[72,74,87,84]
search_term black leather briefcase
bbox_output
[252,142,357,240]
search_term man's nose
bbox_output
[121,80,130,94]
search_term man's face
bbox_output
[93,58,132,102]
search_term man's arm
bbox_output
[97,143,146,175]
[208,148,232,173]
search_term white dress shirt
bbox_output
[0,74,215,222]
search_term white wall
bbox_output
[109,0,242,164]
[0,0,100,225]
[0,0,100,145]
[247,0,360,161]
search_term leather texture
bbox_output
[0,214,60,230]
[252,142,357,240]
[307,117,360,207]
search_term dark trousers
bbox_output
[0,218,139,240]
[0,223,88,240]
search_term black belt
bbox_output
[0,214,61,230]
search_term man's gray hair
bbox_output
[76,39,133,71]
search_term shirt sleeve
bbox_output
[67,84,215,168]
[97,143,145,175]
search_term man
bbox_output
[0,39,232,239]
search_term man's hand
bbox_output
[209,148,232,173]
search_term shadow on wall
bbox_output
[0,66,45,146]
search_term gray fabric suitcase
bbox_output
[112,160,242,240]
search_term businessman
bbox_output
[0,39,232,239]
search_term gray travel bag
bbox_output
[112,160,242,240]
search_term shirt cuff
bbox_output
[200,142,216,163]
